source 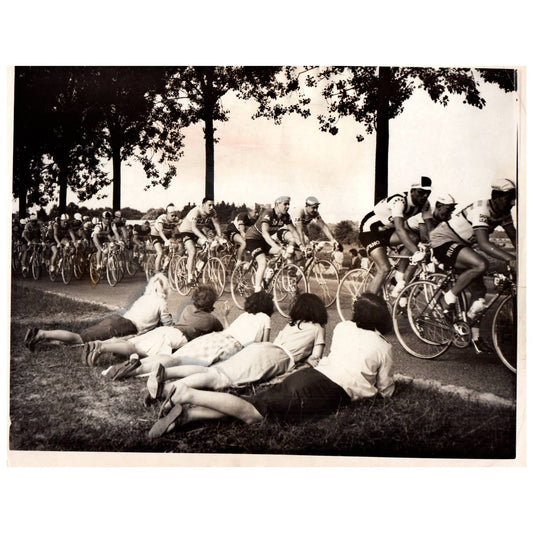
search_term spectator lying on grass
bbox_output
[95,290,273,382]
[144,292,328,404]
[148,292,395,439]
[24,273,173,353]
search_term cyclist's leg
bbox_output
[21,243,29,270]
[153,241,164,271]
[233,234,246,263]
[389,229,419,284]
[450,247,488,297]
[50,244,58,270]
[254,252,267,292]
[184,238,197,282]
[368,246,391,294]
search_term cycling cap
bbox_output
[73,213,82,221]
[275,196,291,204]
[29,214,38,221]
[305,196,320,206]
[60,214,70,221]
[114,210,122,217]
[435,194,457,205]
[410,176,432,191]
[166,205,177,214]
[20,218,27,225]
[82,215,91,222]
[92,217,99,225]
[491,177,516,192]
[102,211,112,219]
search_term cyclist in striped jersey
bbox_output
[358,176,433,294]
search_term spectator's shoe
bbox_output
[102,355,140,380]
[24,327,39,352]
[147,363,166,401]
[149,404,183,439]
[472,338,493,355]
[88,341,103,367]
[80,342,92,365]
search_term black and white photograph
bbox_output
[7,64,524,464]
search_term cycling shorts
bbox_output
[358,228,395,254]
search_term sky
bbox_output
[43,70,523,224]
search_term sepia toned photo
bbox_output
[7,66,524,466]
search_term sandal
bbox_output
[158,384,176,419]
[147,363,166,400]
[112,355,141,381]
[88,340,102,367]
[24,327,39,353]
[149,404,183,439]
[81,342,93,365]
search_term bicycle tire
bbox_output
[203,257,226,298]
[73,251,83,280]
[492,294,517,373]
[31,253,41,280]
[61,254,73,285]
[125,248,139,277]
[106,254,120,287]
[144,254,156,282]
[306,258,339,308]
[393,280,453,359]
[89,253,100,286]
[336,268,373,321]
[273,263,308,318]
[230,262,257,309]
[175,255,191,295]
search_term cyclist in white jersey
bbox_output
[179,198,223,284]
[430,178,516,353]
[359,176,433,294]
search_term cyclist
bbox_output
[358,176,433,294]
[244,196,303,293]
[150,204,182,272]
[92,211,115,271]
[21,215,40,275]
[292,196,342,250]
[51,214,77,274]
[224,210,254,265]
[430,177,517,353]
[133,220,152,250]
[112,210,129,244]
[179,198,223,285]
[390,193,458,299]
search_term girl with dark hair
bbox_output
[103,290,274,381]
[146,293,328,404]
[148,292,395,439]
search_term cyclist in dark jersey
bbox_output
[92,211,115,270]
[21,215,40,275]
[225,210,253,265]
[245,196,302,293]
[51,214,77,273]
[150,204,182,272]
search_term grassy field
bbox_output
[9,284,516,458]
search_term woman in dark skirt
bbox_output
[149,293,395,439]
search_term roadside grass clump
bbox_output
[9,286,516,458]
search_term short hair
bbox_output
[491,188,516,201]
[244,291,274,316]
[289,293,328,327]
[144,272,170,299]
[202,197,214,205]
[352,293,392,335]
[358,248,367,258]
[191,284,218,312]
[349,248,358,256]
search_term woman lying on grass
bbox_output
[24,273,173,353]
[83,283,222,369]
[96,290,272,381]
[145,292,328,404]
[148,292,395,439]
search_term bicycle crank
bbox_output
[452,320,471,348]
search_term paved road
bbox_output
[11,271,518,401]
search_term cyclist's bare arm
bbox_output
[260,222,281,253]
[93,234,104,252]
[503,223,517,249]
[155,221,170,246]
[111,223,122,243]
[393,216,418,254]
[286,223,303,248]
[212,217,223,238]
[316,218,336,243]
[191,219,208,242]
[474,227,515,262]
[53,227,62,247]
[294,221,307,246]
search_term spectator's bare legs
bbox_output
[35,329,82,345]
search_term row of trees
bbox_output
[13,66,517,217]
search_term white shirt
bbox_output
[316,321,395,400]
[131,326,188,357]
[224,312,271,347]
[123,293,173,334]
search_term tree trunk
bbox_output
[55,150,69,213]
[18,182,27,218]
[374,66,391,204]
[111,134,122,211]
[203,68,215,199]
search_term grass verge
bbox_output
[9,285,516,458]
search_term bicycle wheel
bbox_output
[125,248,139,276]
[336,268,373,321]
[230,262,256,309]
[203,257,226,298]
[307,259,339,308]
[89,253,100,286]
[492,294,517,373]
[12,250,21,272]
[273,263,308,318]
[175,255,191,296]
[106,254,120,287]
[73,251,83,280]
[61,254,73,285]
[31,254,41,280]
[145,254,156,282]
[393,280,453,359]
